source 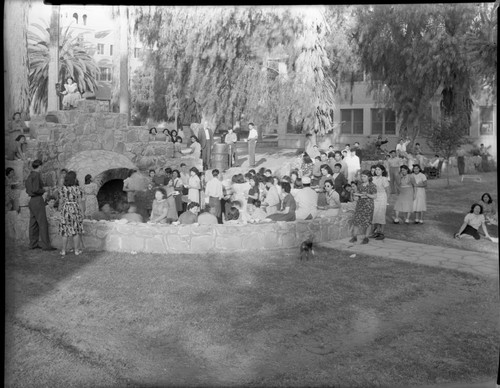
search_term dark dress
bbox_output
[353,182,377,229]
[58,185,84,237]
[267,193,296,222]
[247,186,259,204]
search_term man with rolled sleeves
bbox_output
[247,122,258,167]
[24,159,56,250]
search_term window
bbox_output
[371,108,396,135]
[99,67,112,82]
[109,45,113,56]
[340,109,363,134]
[97,44,104,55]
[480,106,494,135]
[134,48,141,58]
[82,14,87,26]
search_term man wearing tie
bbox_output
[198,121,214,171]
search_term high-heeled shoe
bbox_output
[74,249,83,256]
[60,250,66,256]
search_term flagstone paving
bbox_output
[320,237,498,278]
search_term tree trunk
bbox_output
[4,0,31,126]
[119,5,129,121]
[48,5,60,111]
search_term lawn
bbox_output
[5,243,499,388]
[385,171,498,255]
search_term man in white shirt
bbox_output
[247,122,258,167]
[344,150,360,183]
[396,138,411,159]
[204,168,224,223]
[294,177,318,220]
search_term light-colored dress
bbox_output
[394,174,415,213]
[150,199,169,223]
[82,182,99,218]
[412,172,427,212]
[188,174,201,203]
[372,175,389,224]
[62,82,80,108]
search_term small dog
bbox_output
[299,237,314,261]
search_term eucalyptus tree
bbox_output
[353,4,494,145]
[133,5,337,136]
[27,21,100,113]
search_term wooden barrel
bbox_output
[211,143,229,171]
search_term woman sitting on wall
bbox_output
[61,77,81,110]
[316,179,341,217]
[148,187,170,224]
[181,135,202,160]
[148,127,157,141]
[266,181,296,222]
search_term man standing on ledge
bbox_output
[247,122,258,167]
[199,120,214,171]
[25,159,56,250]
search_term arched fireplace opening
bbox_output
[95,168,130,212]
[97,179,127,212]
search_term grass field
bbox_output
[5,243,499,387]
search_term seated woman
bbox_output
[173,136,183,157]
[61,77,81,109]
[148,187,170,224]
[316,179,341,217]
[479,193,497,226]
[266,181,296,222]
[181,135,202,159]
[300,153,314,178]
[148,127,157,141]
[14,135,28,161]
[454,203,495,242]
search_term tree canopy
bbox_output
[27,21,100,113]
[133,6,340,134]
[353,3,497,142]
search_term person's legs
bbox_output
[394,210,400,222]
[28,199,40,249]
[61,235,68,254]
[74,234,82,253]
[248,140,256,167]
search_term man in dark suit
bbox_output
[331,163,348,194]
[198,121,214,171]
[24,159,56,250]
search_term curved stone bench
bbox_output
[41,211,354,254]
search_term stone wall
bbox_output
[9,100,202,185]
[6,207,354,254]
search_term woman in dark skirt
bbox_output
[349,170,377,244]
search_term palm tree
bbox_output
[27,21,100,113]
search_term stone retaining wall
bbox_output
[6,208,354,254]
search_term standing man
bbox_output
[204,169,224,223]
[352,142,363,164]
[456,145,466,176]
[198,121,214,171]
[396,137,411,160]
[24,159,56,250]
[247,122,258,168]
[225,126,238,167]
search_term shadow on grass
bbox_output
[5,244,108,313]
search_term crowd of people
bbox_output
[6,125,497,254]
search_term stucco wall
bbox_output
[6,207,354,254]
